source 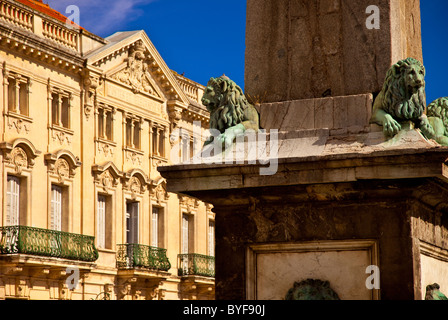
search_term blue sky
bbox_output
[46,0,447,104]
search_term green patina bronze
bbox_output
[201,75,259,149]
[0,225,98,262]
[371,58,434,138]
[285,279,340,300]
[426,97,448,146]
[425,283,448,300]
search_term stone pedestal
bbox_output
[159,0,448,300]
[160,94,448,300]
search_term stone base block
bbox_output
[256,93,373,133]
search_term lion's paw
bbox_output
[382,114,401,136]
[419,117,435,138]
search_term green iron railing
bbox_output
[0,225,98,262]
[116,244,171,272]
[178,253,215,278]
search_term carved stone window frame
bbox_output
[2,67,33,135]
[123,111,144,151]
[149,178,169,249]
[92,162,122,252]
[47,80,74,146]
[0,138,41,226]
[179,194,200,254]
[44,150,81,233]
[95,103,116,142]
[121,169,149,245]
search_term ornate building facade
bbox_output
[0,0,214,300]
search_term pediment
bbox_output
[107,61,163,99]
[86,31,189,107]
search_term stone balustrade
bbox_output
[0,1,33,31]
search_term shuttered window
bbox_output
[97,195,106,249]
[182,214,189,254]
[6,176,20,226]
[208,221,215,257]
[50,185,62,231]
[151,207,159,247]
[126,202,139,244]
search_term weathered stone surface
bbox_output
[245,0,423,103]
[258,93,372,132]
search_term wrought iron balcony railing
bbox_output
[116,243,171,272]
[0,225,98,262]
[178,253,215,278]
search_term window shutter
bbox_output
[151,207,159,247]
[51,185,62,231]
[208,221,215,257]
[182,214,189,254]
[6,176,20,226]
[97,195,106,249]
[127,202,139,244]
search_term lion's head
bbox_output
[201,75,249,133]
[380,57,426,120]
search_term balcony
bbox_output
[178,253,215,278]
[116,244,171,272]
[0,225,98,262]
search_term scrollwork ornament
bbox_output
[10,147,28,174]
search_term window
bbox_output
[126,201,139,244]
[6,176,20,226]
[98,107,114,141]
[51,91,71,129]
[7,74,29,116]
[208,220,215,257]
[50,185,62,231]
[151,207,159,247]
[126,117,141,149]
[181,214,189,254]
[97,195,106,249]
[151,125,165,157]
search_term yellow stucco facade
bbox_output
[0,0,214,300]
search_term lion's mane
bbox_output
[206,76,250,133]
[379,57,426,120]
[427,97,448,129]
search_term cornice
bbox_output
[0,22,84,72]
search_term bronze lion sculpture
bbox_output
[426,97,448,146]
[201,75,259,149]
[371,57,434,138]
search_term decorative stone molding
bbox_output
[149,178,170,204]
[110,40,159,97]
[179,194,200,214]
[6,113,32,134]
[124,148,143,165]
[0,138,41,174]
[44,150,81,183]
[50,127,73,145]
[81,69,100,121]
[97,140,116,158]
[167,103,184,129]
[122,169,150,197]
[92,162,122,193]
